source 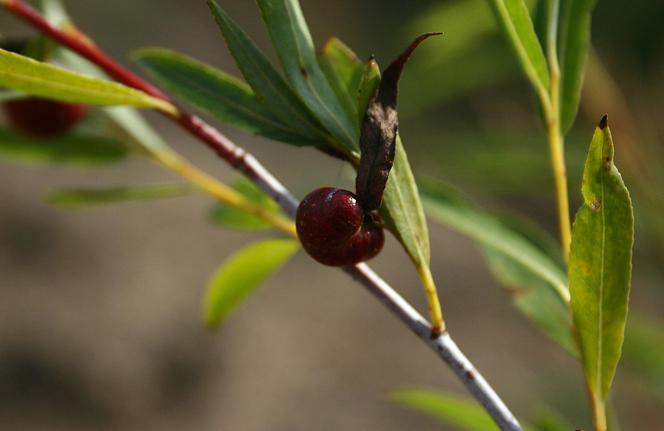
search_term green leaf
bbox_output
[569,117,634,404]
[391,389,500,430]
[356,57,381,127]
[381,135,430,265]
[0,126,126,166]
[134,48,313,145]
[622,315,664,404]
[422,183,569,303]
[558,0,597,133]
[51,49,178,157]
[532,408,574,431]
[488,0,550,97]
[318,37,364,132]
[206,0,326,142]
[0,49,175,114]
[203,238,299,329]
[481,246,576,355]
[256,0,357,151]
[45,184,193,208]
[422,183,576,353]
[209,177,281,230]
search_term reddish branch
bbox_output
[2,0,296,210]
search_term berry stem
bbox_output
[0,2,521,428]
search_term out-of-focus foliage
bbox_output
[202,238,299,329]
[45,184,193,208]
[208,177,282,231]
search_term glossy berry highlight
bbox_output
[3,97,88,138]
[296,187,384,266]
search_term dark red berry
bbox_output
[3,97,88,138]
[296,187,384,266]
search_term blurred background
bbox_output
[0,0,662,430]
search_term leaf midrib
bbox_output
[597,157,606,396]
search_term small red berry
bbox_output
[296,187,385,266]
[3,97,88,138]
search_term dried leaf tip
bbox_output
[599,114,608,130]
[355,32,441,212]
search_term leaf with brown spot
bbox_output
[569,115,634,424]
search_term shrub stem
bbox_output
[544,0,572,261]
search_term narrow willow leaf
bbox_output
[622,315,664,404]
[391,389,500,430]
[37,0,181,161]
[203,238,299,329]
[53,49,178,157]
[422,183,569,302]
[45,184,193,208]
[488,0,550,97]
[206,0,326,142]
[134,48,314,145]
[481,247,576,355]
[0,126,126,166]
[422,183,576,353]
[0,49,175,114]
[209,177,281,230]
[558,0,597,133]
[318,37,364,132]
[569,116,634,405]
[256,0,357,150]
[381,135,430,265]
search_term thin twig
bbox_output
[543,0,572,261]
[348,264,522,431]
[0,2,522,429]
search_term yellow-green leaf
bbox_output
[45,184,193,208]
[558,0,597,133]
[318,37,364,133]
[203,238,299,329]
[0,49,175,114]
[382,135,430,265]
[488,0,550,97]
[391,389,500,430]
[0,126,126,166]
[208,177,281,230]
[422,183,575,354]
[569,117,634,409]
[356,57,381,127]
